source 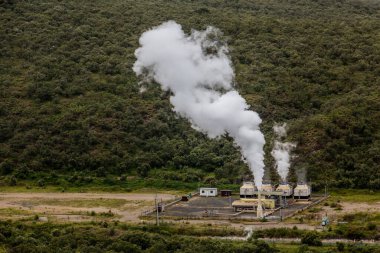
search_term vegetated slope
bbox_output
[0,0,379,189]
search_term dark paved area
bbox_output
[162,196,238,217]
[159,196,325,219]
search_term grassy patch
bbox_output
[273,244,336,253]
[329,189,380,203]
[0,208,33,216]
[0,177,206,194]
[0,185,64,193]
[19,198,130,208]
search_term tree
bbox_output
[301,232,322,246]
[0,160,13,175]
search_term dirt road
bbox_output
[0,192,176,222]
[0,192,175,201]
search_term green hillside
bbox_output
[0,0,379,190]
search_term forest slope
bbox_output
[0,0,379,189]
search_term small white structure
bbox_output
[200,187,218,197]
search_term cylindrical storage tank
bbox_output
[294,184,311,199]
[240,182,256,198]
[276,183,293,197]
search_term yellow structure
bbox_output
[232,197,275,210]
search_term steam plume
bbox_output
[271,123,296,183]
[133,21,266,188]
[296,167,307,184]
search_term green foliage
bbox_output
[5,175,17,186]
[37,179,45,187]
[252,228,304,239]
[336,242,345,252]
[301,232,322,246]
[0,0,379,188]
[0,221,277,253]
[252,223,380,241]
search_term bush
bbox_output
[297,244,310,253]
[6,176,17,186]
[367,223,376,231]
[0,160,14,175]
[301,232,322,246]
[336,242,345,252]
[108,241,142,253]
[345,227,365,240]
[121,232,152,250]
[37,179,45,187]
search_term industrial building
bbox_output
[294,184,311,199]
[261,183,274,193]
[239,182,256,198]
[232,181,312,218]
[151,181,317,221]
[276,183,293,197]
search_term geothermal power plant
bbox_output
[232,181,312,218]
[135,22,325,222]
[146,179,318,221]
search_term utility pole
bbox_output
[155,194,159,226]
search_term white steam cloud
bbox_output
[271,123,296,182]
[133,21,266,188]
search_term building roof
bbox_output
[241,183,255,189]
[232,198,275,207]
[294,184,309,190]
[276,184,292,190]
[232,200,258,207]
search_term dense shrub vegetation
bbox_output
[251,220,380,241]
[0,0,379,189]
[0,221,278,253]
[0,221,379,252]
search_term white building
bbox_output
[200,187,218,197]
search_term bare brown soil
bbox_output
[311,201,380,221]
[0,192,175,222]
[1,192,379,232]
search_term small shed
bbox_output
[200,188,218,197]
[220,190,232,197]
